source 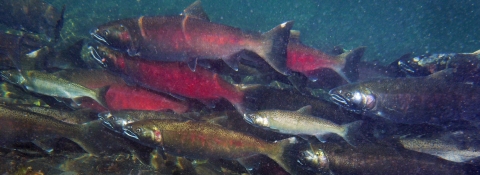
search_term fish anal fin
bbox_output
[298,134,311,140]
[182,0,210,21]
[187,58,198,71]
[296,105,312,115]
[32,139,57,154]
[199,99,216,109]
[304,69,323,82]
[315,134,329,143]
[223,56,240,71]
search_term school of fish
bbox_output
[1,0,480,175]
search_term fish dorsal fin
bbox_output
[296,105,312,115]
[182,0,210,21]
[289,30,301,40]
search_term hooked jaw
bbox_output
[90,28,110,46]
[88,45,107,67]
[328,89,362,113]
[329,88,376,113]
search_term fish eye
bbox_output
[345,92,353,99]
[134,127,142,133]
[103,30,109,36]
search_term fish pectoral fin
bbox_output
[287,72,308,93]
[315,134,329,143]
[223,56,240,71]
[32,139,58,154]
[198,99,217,109]
[296,105,312,115]
[237,155,263,174]
[298,134,311,141]
[187,58,198,72]
[182,0,210,21]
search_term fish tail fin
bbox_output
[92,85,110,109]
[333,46,366,83]
[267,137,298,174]
[340,120,363,146]
[257,21,294,75]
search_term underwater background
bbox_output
[51,0,480,63]
[1,0,480,174]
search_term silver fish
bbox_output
[244,105,362,146]
[1,70,109,108]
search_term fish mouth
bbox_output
[328,92,361,113]
[397,60,416,73]
[90,29,110,46]
[123,128,139,140]
[243,114,255,125]
[329,93,350,107]
[88,46,107,67]
[98,112,121,133]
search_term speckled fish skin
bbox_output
[0,105,81,146]
[296,142,468,175]
[245,106,362,146]
[0,70,109,108]
[399,137,480,163]
[122,119,296,174]
[329,70,480,125]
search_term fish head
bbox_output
[0,70,26,85]
[88,43,124,71]
[329,85,376,113]
[243,112,270,128]
[91,21,137,54]
[296,146,330,173]
[123,121,163,147]
[97,112,128,133]
[396,56,431,76]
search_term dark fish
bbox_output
[118,119,297,174]
[13,105,96,124]
[91,1,293,75]
[399,130,480,163]
[329,69,480,124]
[294,142,467,175]
[0,0,65,41]
[0,104,153,164]
[357,57,407,81]
[0,32,49,70]
[396,50,480,78]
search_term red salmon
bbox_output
[91,1,293,75]
[55,69,188,114]
[287,31,366,82]
[90,45,246,114]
